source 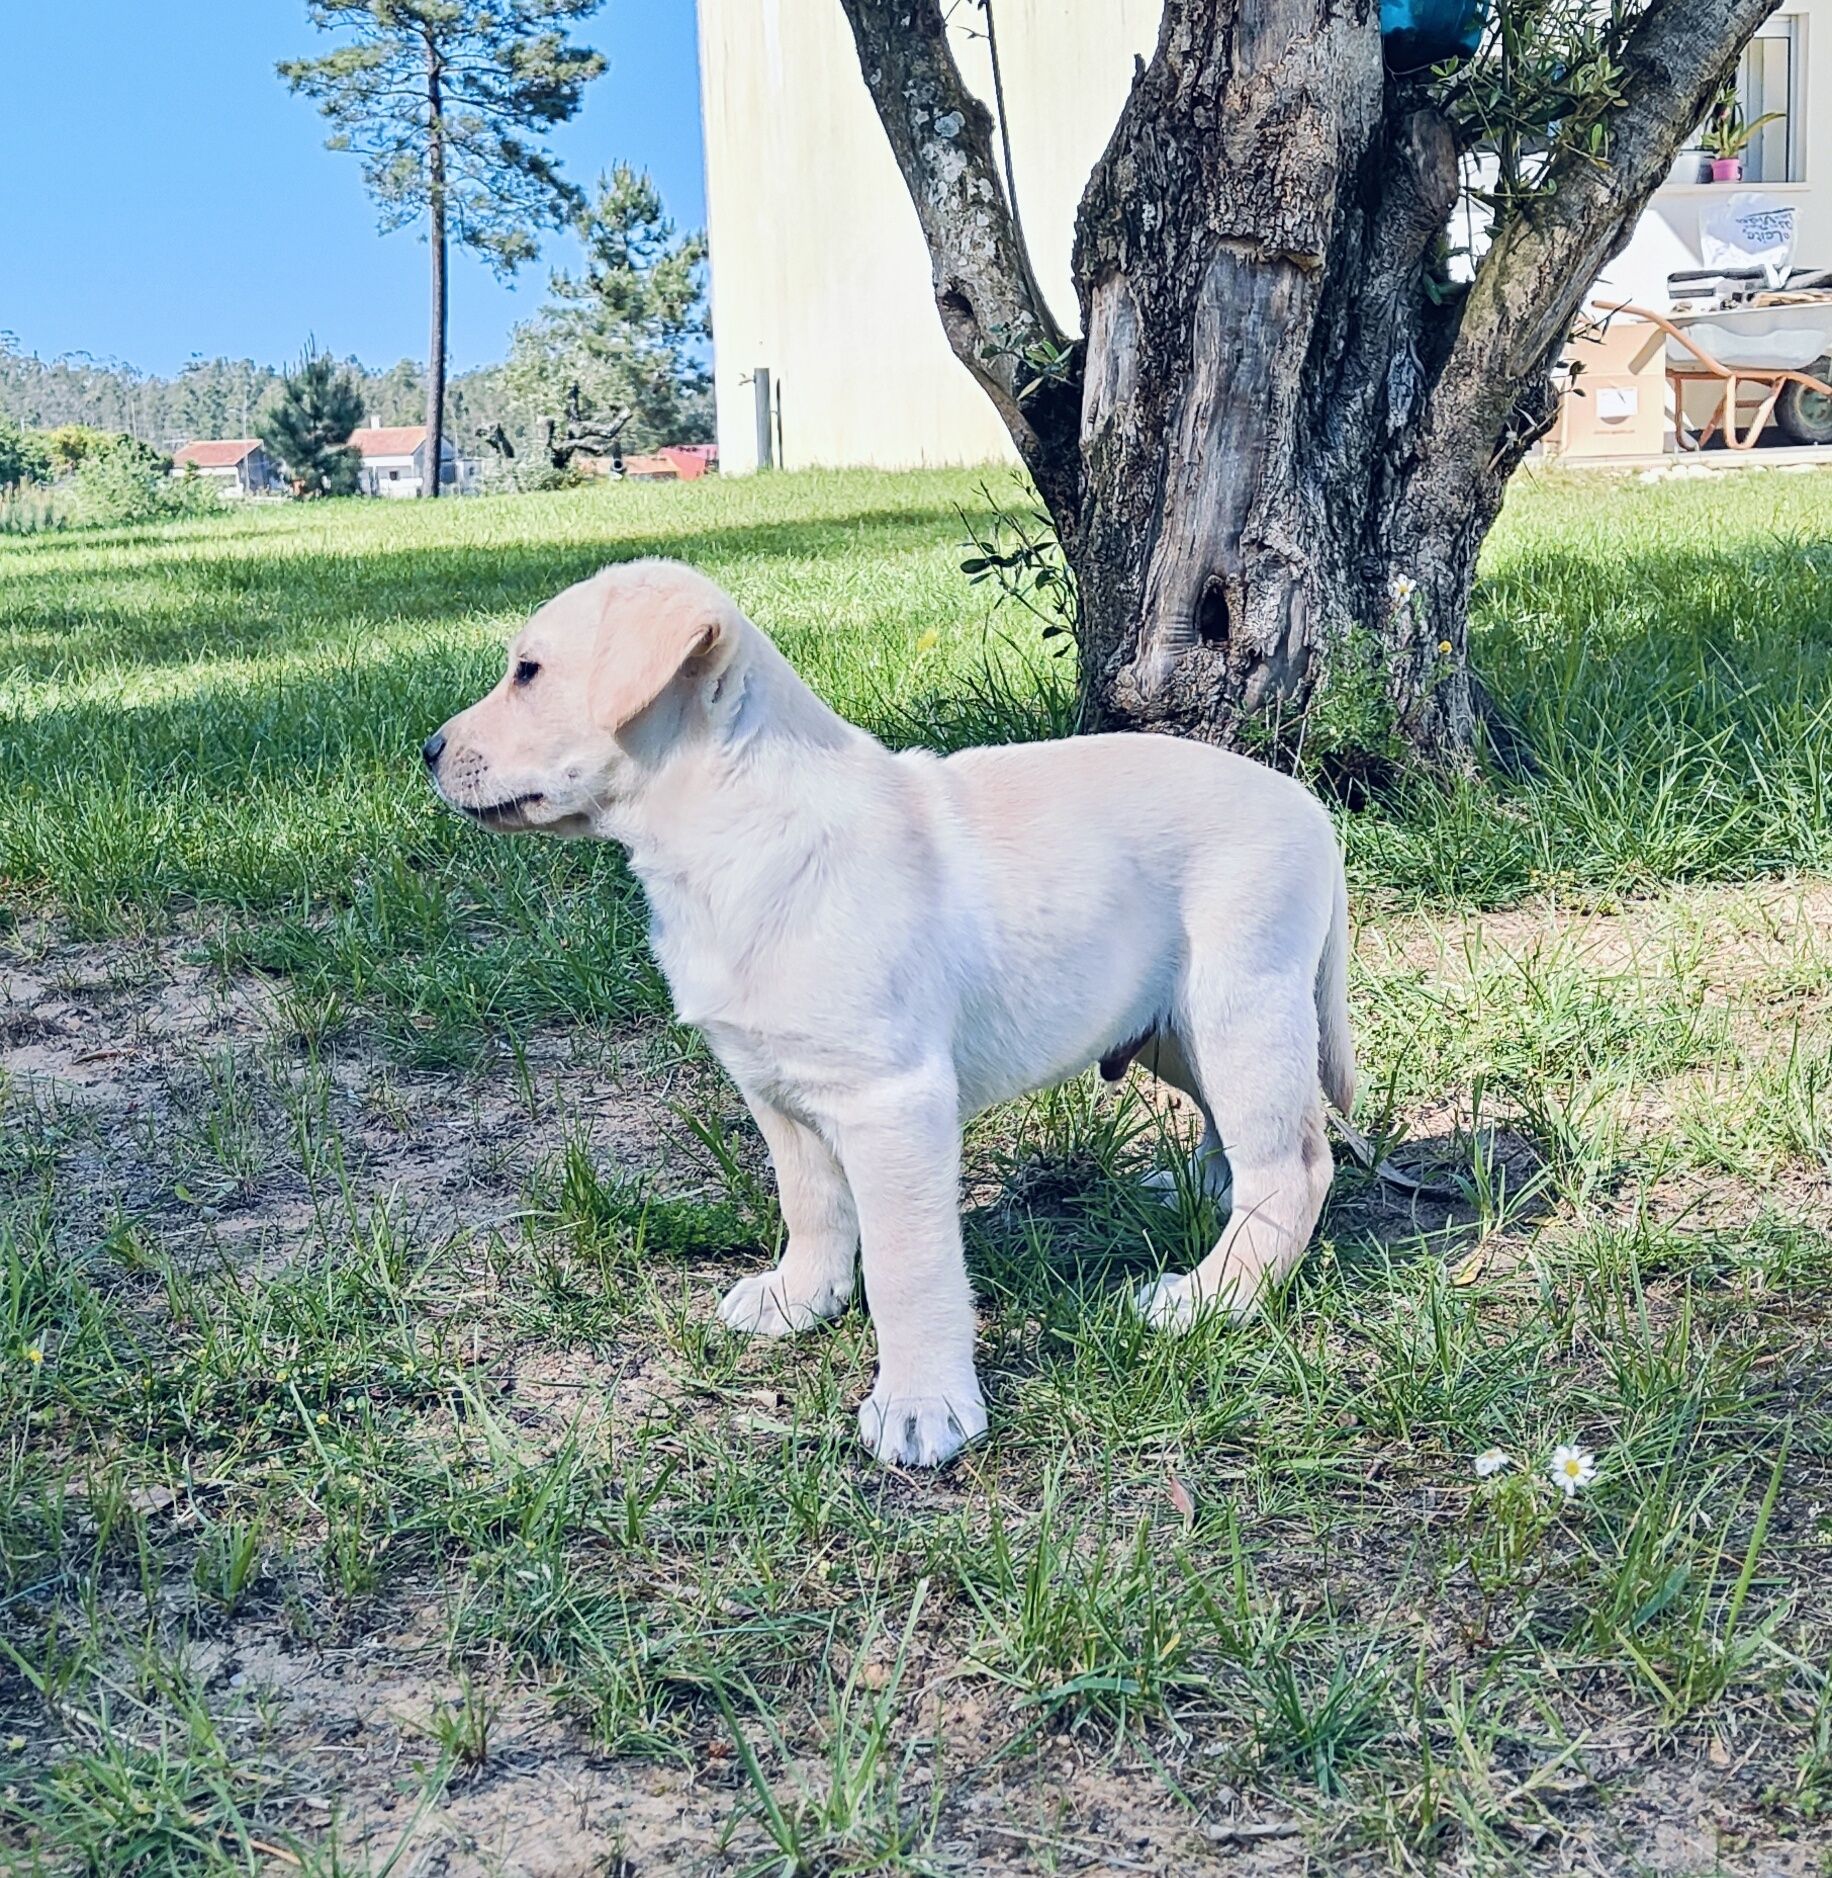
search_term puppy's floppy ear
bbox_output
[588,581,731,732]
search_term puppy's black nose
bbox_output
[422,730,447,768]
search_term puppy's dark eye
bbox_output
[513,659,541,687]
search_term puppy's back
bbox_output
[939,732,1334,879]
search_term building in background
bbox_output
[170,438,283,496]
[617,444,720,481]
[350,424,469,497]
[1598,7,1828,308]
[697,1,1158,474]
[697,1,1830,472]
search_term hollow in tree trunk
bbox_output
[838,0,1779,765]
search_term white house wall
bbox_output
[365,455,421,498]
[698,0,1158,472]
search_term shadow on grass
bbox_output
[1471,534,1832,768]
[1324,1126,1558,1270]
[959,1120,1559,1318]
[1,505,975,680]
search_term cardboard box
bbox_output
[1545,319,1667,460]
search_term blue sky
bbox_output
[0,2,706,377]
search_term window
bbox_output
[1737,18,1799,184]
[388,468,399,481]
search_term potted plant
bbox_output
[1701,82,1783,183]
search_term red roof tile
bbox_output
[173,438,261,468]
[660,444,716,480]
[349,425,427,457]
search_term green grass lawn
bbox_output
[1,468,1829,1874]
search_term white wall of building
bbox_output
[358,444,474,498]
[697,0,1158,473]
[363,453,422,498]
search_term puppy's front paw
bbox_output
[1135,1271,1259,1332]
[857,1383,987,1468]
[717,1267,850,1337]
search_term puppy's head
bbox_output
[423,558,744,836]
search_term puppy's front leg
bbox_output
[719,1098,857,1336]
[835,1067,985,1468]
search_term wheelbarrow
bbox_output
[1594,298,1832,450]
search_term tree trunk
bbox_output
[1070,67,1495,765]
[838,0,1779,767]
[424,41,448,501]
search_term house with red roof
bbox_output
[586,444,720,482]
[350,423,466,498]
[170,438,282,497]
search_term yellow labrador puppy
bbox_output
[425,560,1353,1467]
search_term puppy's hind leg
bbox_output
[1136,979,1333,1330]
[718,1099,857,1336]
[1134,1029,1230,1205]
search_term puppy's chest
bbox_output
[647,918,888,1120]
[649,926,751,1031]
[645,895,792,1036]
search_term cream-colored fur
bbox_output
[427,559,1355,1467]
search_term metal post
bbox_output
[753,367,774,470]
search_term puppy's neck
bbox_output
[715,622,859,761]
[605,623,876,880]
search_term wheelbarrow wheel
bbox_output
[1777,358,1832,445]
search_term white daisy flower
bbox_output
[1548,1443,1597,1498]
[1391,573,1418,603]
[1474,1448,1511,1478]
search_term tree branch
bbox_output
[835,0,1082,517]
[1429,0,1780,467]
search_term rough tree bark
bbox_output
[838,0,1779,764]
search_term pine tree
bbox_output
[280,2,605,499]
[258,347,364,498]
[501,165,710,452]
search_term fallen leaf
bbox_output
[1167,1472,1196,1527]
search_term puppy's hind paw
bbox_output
[858,1386,987,1468]
[1138,1155,1231,1208]
[717,1268,849,1337]
[1135,1271,1258,1333]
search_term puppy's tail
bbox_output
[1315,860,1357,1117]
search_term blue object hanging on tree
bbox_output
[1381,0,1488,68]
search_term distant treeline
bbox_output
[2,165,710,468]
[0,338,527,454]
